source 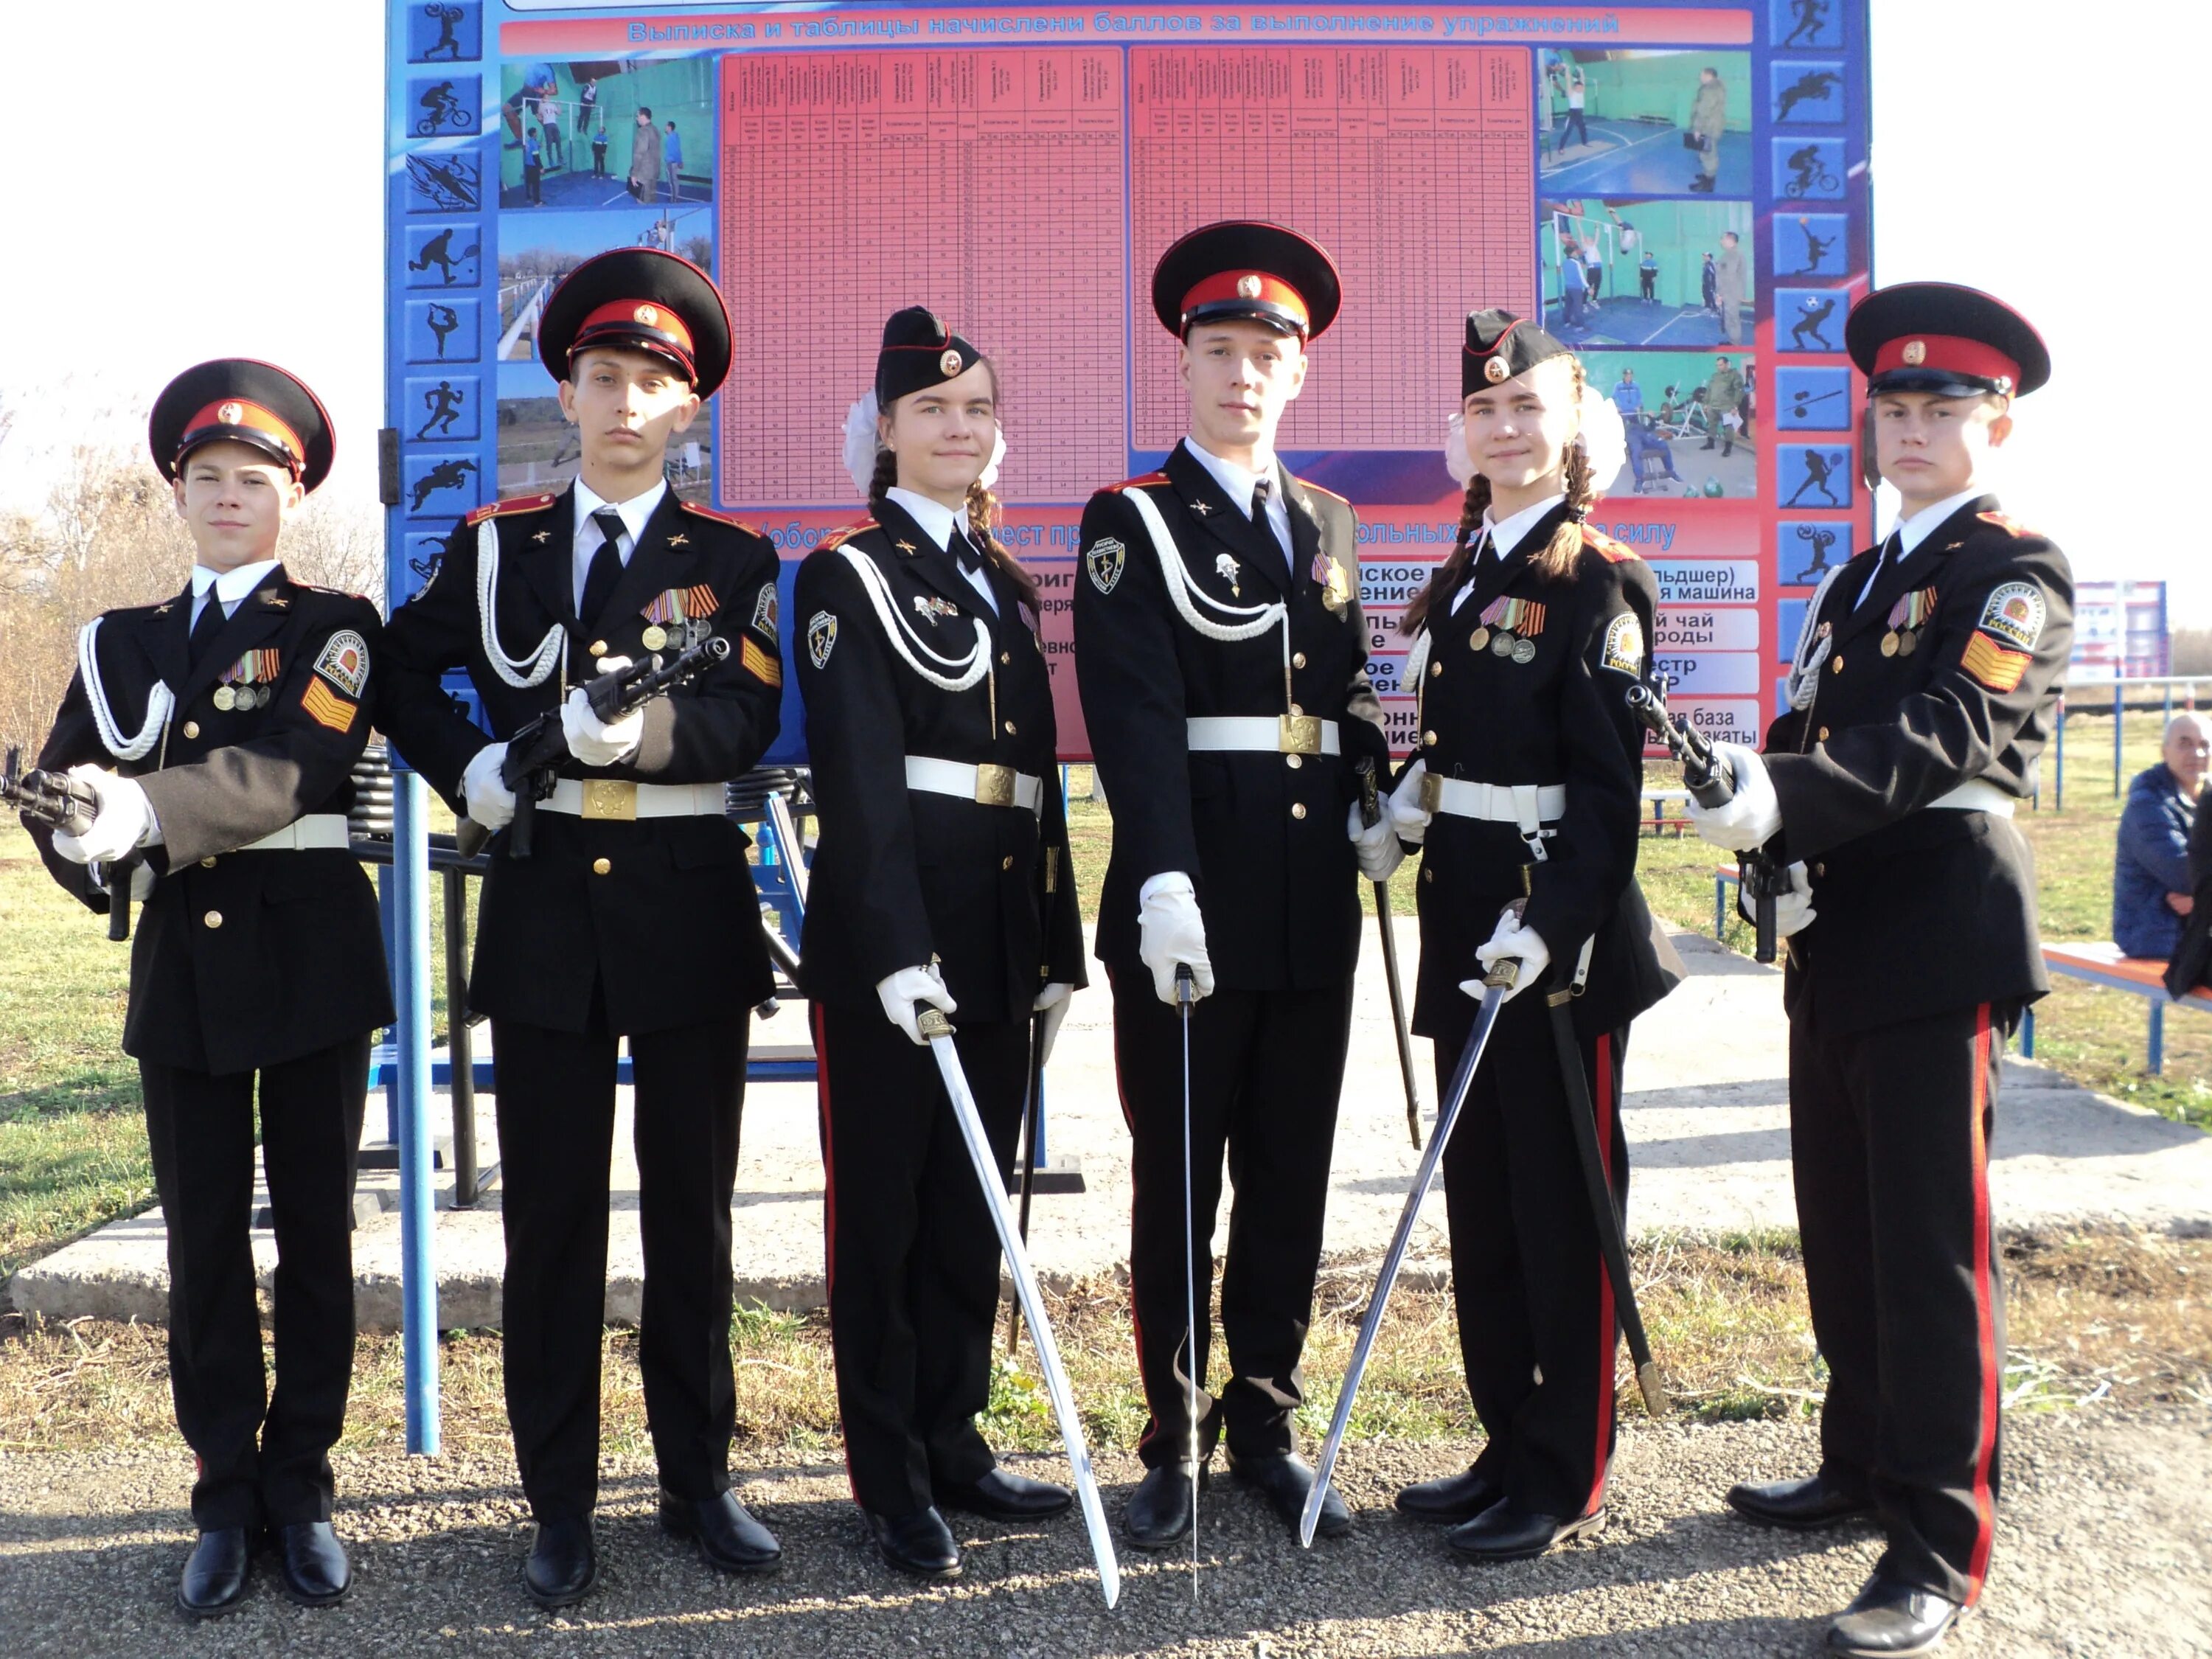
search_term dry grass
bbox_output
[4,1231,2203,1460]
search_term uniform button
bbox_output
[1001,855,1014,871]
[589,639,608,657]
[1004,720,1017,735]
[1292,652,1307,669]
[200,857,217,869]
[1429,661,1443,678]
[1285,754,1302,770]
[1832,655,1845,674]
[1290,802,1307,821]
[1813,862,1826,878]
[1422,731,1438,748]
[203,910,223,929]
[1000,650,1011,664]
[182,720,201,739]
[1422,867,1435,884]
[592,857,611,875]
[1818,726,1831,742]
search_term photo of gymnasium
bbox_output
[1539,50,1753,196]
[1542,197,1753,349]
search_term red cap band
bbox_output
[177,399,305,473]
[572,298,698,378]
[1180,271,1310,331]
[1872,333,2022,394]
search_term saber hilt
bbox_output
[917,1007,956,1040]
[1175,962,1195,1017]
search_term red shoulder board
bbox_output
[1104,472,1169,493]
[1976,510,2043,540]
[817,519,878,552]
[1298,479,1349,507]
[1579,523,1641,563]
[678,499,765,534]
[464,492,557,526]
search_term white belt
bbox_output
[905,756,1043,813]
[1423,778,1568,824]
[541,779,727,821]
[1186,715,1341,757]
[237,814,351,852]
[1928,779,2017,818]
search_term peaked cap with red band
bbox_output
[1846,281,2050,400]
[1462,309,1572,399]
[538,247,732,396]
[1151,220,1341,340]
[150,359,335,493]
[876,305,986,406]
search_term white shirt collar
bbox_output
[573,474,667,550]
[1484,492,1568,560]
[190,559,281,619]
[1183,438,1276,516]
[884,487,972,555]
[1894,487,1986,556]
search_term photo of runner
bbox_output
[1543,198,1753,347]
[1579,348,1759,499]
[1539,49,1751,195]
[496,56,714,210]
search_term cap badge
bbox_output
[218,402,243,424]
[1902,339,1926,366]
[635,305,660,326]
[939,348,963,377]
[1484,356,1511,384]
[1237,274,1263,300]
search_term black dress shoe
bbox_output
[176,1526,254,1619]
[273,1520,351,1607]
[1122,1461,1205,1549]
[1395,1466,1503,1525]
[1727,1475,1875,1531]
[1826,1576,1965,1656]
[936,1467,1072,1521]
[661,1490,781,1573]
[865,1506,961,1579]
[1229,1451,1350,1539]
[524,1514,599,1609]
[1445,1501,1604,1562]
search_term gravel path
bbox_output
[2,1408,2205,1658]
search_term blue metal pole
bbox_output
[393,771,441,1454]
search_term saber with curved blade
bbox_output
[1298,957,1519,1549]
[917,1008,1121,1609]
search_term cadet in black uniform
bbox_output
[376,250,785,1607]
[1686,285,2070,1658]
[1382,313,1677,1562]
[1072,223,1391,1548]
[26,362,390,1617]
[794,308,1087,1580]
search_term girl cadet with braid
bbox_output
[793,307,1087,1582]
[1379,311,1678,1563]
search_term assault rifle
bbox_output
[2,747,140,941]
[498,636,731,859]
[1625,684,1791,964]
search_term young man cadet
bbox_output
[376,248,786,1607]
[25,361,390,1617]
[1686,283,2070,1657]
[1072,221,1394,1548]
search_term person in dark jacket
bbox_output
[794,307,1085,1582]
[2113,714,2207,959]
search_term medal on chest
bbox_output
[1312,552,1352,616]
[641,584,717,652]
[1470,595,1546,664]
[212,647,282,712]
[1882,585,1938,658]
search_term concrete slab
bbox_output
[14,924,2211,1331]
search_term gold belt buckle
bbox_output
[580,779,639,821]
[1419,772,1443,815]
[973,763,1016,807]
[1277,714,1321,755]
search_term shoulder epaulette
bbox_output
[465,491,558,526]
[1579,522,1641,563]
[817,519,878,552]
[1975,510,2045,540]
[1103,472,1169,494]
[1297,479,1350,507]
[678,499,765,534]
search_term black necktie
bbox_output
[188,590,226,664]
[1250,474,1287,568]
[950,524,986,580]
[1854,531,1902,610]
[580,507,626,622]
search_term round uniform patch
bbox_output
[1978,581,2046,650]
[1086,536,1127,595]
[313,629,371,698]
[807,610,838,669]
[1601,611,1644,676]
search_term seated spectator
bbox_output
[2114,712,2209,959]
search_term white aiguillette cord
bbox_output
[837,545,992,694]
[1783,561,1848,712]
[477,516,565,689]
[1121,484,1295,700]
[77,618,173,761]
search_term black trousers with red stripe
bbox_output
[1790,998,2011,1607]
[1430,992,1627,1521]
[490,1003,748,1520]
[1110,970,1354,1470]
[810,1002,1027,1519]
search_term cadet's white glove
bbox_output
[1138,872,1215,1004]
[50,767,159,865]
[461,743,516,832]
[1348,801,1404,882]
[877,962,957,1046]
[1740,860,1818,939]
[1466,905,1549,1003]
[1033,981,1074,1065]
[561,656,644,766]
[1684,742,1784,852]
[1386,759,1433,845]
